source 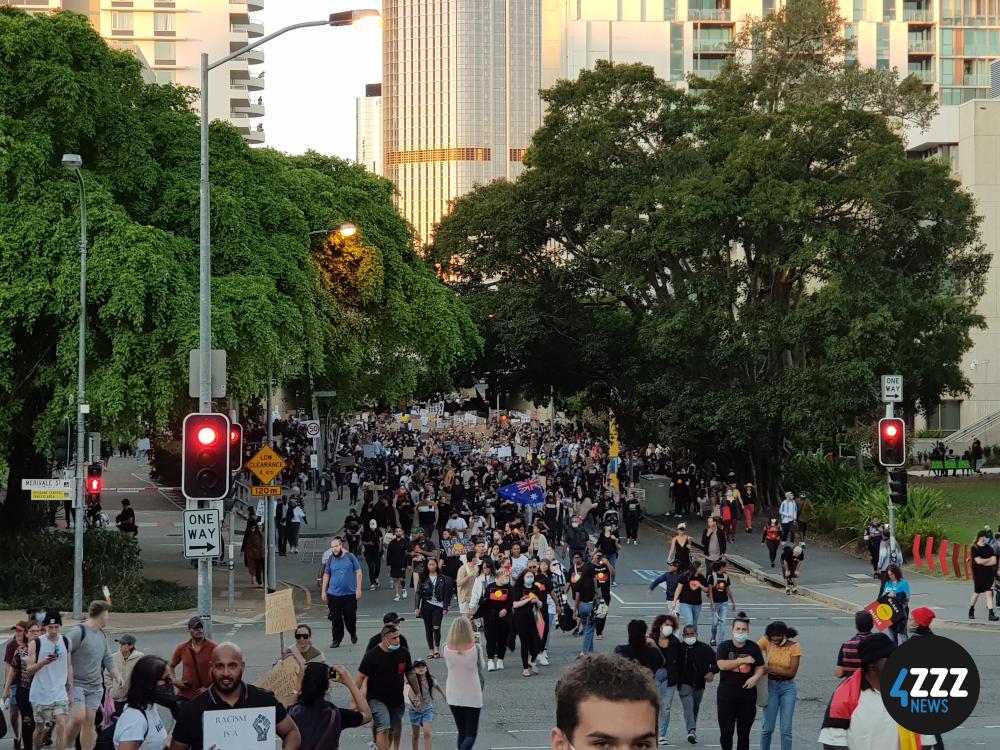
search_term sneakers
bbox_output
[710,639,716,647]
[687,732,697,744]
[394,594,401,602]
[523,668,532,677]
[537,651,550,666]
[370,584,377,591]
[530,663,540,675]
[369,741,379,750]
[785,587,791,595]
[969,606,976,619]
[351,634,358,645]
[658,738,669,746]
[487,659,496,671]
[496,659,504,670]
[990,610,999,621]
[330,641,340,648]
[402,590,408,599]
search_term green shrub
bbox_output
[149,440,181,488]
[0,530,193,612]
[842,485,946,552]
[783,455,881,504]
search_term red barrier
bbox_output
[913,534,923,568]
[939,539,949,576]
[925,536,936,572]
[952,543,961,579]
[964,544,972,580]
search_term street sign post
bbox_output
[251,485,282,497]
[22,478,75,501]
[301,420,320,438]
[881,374,903,403]
[246,445,286,485]
[183,508,221,559]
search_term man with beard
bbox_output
[321,537,363,648]
[170,642,301,750]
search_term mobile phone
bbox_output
[53,645,61,658]
[329,667,338,680]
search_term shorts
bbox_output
[391,567,407,579]
[34,702,69,724]
[370,699,404,733]
[408,705,435,725]
[73,685,104,711]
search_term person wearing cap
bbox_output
[778,492,797,543]
[106,634,144,714]
[27,610,73,750]
[907,607,936,636]
[357,625,422,750]
[780,543,805,595]
[367,613,411,652]
[818,633,929,749]
[647,559,682,603]
[167,617,217,702]
[834,612,874,679]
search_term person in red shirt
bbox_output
[168,618,217,701]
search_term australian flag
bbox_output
[498,477,545,506]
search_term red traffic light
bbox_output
[878,417,906,467]
[88,478,100,492]
[197,426,219,446]
[230,429,239,443]
[884,423,898,437]
[182,413,231,500]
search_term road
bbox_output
[32,513,998,750]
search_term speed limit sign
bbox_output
[302,420,321,438]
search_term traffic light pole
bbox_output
[885,402,898,554]
[72,167,87,621]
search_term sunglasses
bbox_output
[294,633,311,640]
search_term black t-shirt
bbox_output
[173,683,288,750]
[358,646,414,708]
[716,640,764,689]
[708,573,732,604]
[288,701,365,750]
[597,534,619,556]
[614,643,665,675]
[678,573,707,605]
[569,564,597,602]
[781,548,803,570]
[387,538,409,568]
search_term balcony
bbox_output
[908,38,935,52]
[245,74,265,91]
[693,39,734,52]
[245,127,265,145]
[234,47,265,65]
[233,100,265,117]
[903,8,933,20]
[230,21,264,37]
[691,67,722,79]
[907,68,935,81]
[689,8,732,19]
[247,0,264,10]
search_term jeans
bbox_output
[655,671,677,739]
[679,603,702,632]
[780,522,795,543]
[608,553,618,582]
[545,611,556,650]
[678,684,703,734]
[711,602,730,642]
[449,705,481,750]
[421,602,444,651]
[760,678,796,750]
[578,601,595,653]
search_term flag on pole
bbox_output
[498,477,545,505]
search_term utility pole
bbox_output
[266,379,277,591]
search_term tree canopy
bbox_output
[0,8,480,528]
[429,0,987,496]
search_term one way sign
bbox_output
[183,508,221,559]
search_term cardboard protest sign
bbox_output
[265,588,296,635]
[254,650,303,708]
[402,447,416,460]
[441,537,470,557]
[498,446,512,459]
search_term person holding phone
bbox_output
[27,611,74,750]
[288,662,371,750]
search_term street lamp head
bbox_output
[328,9,381,29]
[61,154,82,170]
[338,222,358,238]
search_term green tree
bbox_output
[0,8,479,531]
[430,0,986,499]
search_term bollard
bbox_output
[963,544,971,580]
[913,534,923,568]
[952,542,961,579]
[925,536,936,573]
[939,539,949,576]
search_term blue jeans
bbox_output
[608,553,618,582]
[679,603,702,632]
[711,602,730,642]
[578,601,595,653]
[545,611,556,650]
[678,684,703,734]
[760,678,796,750]
[655,670,676,739]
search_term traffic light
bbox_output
[182,413,231,500]
[878,417,906,467]
[86,463,102,504]
[229,423,243,472]
[889,467,908,507]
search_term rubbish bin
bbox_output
[640,474,672,516]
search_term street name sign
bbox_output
[246,445,286,485]
[881,374,903,403]
[251,485,282,497]
[183,508,221,559]
[22,478,74,501]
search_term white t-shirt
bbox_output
[113,704,168,749]
[291,506,307,524]
[445,517,468,532]
[29,635,69,706]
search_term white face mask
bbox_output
[661,626,673,637]
[683,636,697,646]
[571,522,579,528]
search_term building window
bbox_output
[854,0,865,20]
[670,22,684,80]
[154,12,175,35]
[154,70,176,84]
[941,58,954,83]
[926,401,961,432]
[941,27,953,54]
[111,11,133,33]
[664,0,676,19]
[154,41,175,64]
[877,23,890,68]
[845,22,857,64]
[883,0,895,19]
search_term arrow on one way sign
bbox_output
[183,509,221,559]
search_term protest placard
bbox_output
[203,706,276,750]
[254,650,303,708]
[265,589,296,635]
[402,447,416,460]
[498,446,512,459]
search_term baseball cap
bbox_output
[116,634,137,645]
[10,621,26,632]
[187,616,205,630]
[383,612,406,624]
[43,611,62,626]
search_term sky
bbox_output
[256,1,382,160]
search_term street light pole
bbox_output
[62,154,87,620]
[196,8,380,634]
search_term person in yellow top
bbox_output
[758,621,801,750]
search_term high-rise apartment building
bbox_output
[382,0,543,244]
[3,0,266,145]
[356,83,383,175]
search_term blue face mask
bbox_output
[387,644,400,651]
[733,632,748,644]
[524,577,534,587]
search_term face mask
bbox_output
[683,636,697,646]
[387,643,400,651]
[571,522,579,528]
[733,632,748,644]
[661,626,673,637]
[369,520,377,529]
[35,612,45,623]
[523,576,534,587]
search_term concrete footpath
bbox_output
[643,513,1000,632]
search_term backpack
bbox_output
[94,708,148,750]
